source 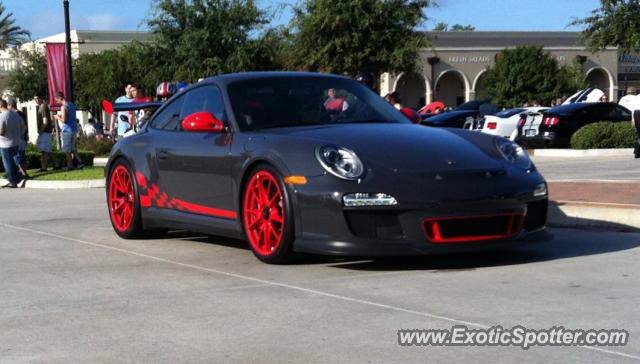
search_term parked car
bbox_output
[515,102,631,148]
[478,107,549,140]
[421,98,497,128]
[105,72,548,264]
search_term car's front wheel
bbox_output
[242,165,295,264]
[107,159,145,239]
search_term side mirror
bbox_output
[182,111,224,132]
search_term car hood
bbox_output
[260,123,505,175]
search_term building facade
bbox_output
[380,32,623,109]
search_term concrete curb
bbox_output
[529,148,634,158]
[0,178,105,189]
[548,200,640,231]
[95,157,108,167]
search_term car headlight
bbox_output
[316,145,365,180]
[495,138,532,169]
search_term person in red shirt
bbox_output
[131,84,154,127]
[324,88,349,113]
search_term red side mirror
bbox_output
[182,112,224,132]
[102,100,114,115]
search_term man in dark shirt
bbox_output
[34,95,55,170]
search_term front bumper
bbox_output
[289,174,549,256]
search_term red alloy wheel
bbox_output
[109,165,135,232]
[244,171,286,256]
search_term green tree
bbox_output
[0,3,30,48]
[485,46,584,107]
[291,0,431,75]
[555,59,588,97]
[148,0,283,81]
[450,24,475,31]
[571,0,640,52]
[432,22,475,31]
[7,47,48,101]
[74,42,165,110]
[433,21,448,31]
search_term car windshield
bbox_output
[227,76,409,131]
[496,108,526,118]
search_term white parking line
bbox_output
[2,222,639,361]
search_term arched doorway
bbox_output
[394,72,427,110]
[473,69,489,100]
[435,70,469,108]
[585,67,612,98]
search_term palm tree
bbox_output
[0,3,30,49]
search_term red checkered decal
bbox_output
[135,172,237,220]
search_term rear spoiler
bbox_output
[102,100,164,115]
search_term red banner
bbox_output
[45,43,70,110]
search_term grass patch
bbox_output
[28,167,105,181]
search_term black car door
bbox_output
[150,85,235,219]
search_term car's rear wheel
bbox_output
[242,165,295,263]
[107,159,145,239]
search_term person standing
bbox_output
[8,98,29,180]
[619,87,640,158]
[634,110,640,159]
[34,95,56,171]
[0,99,25,188]
[131,85,154,126]
[109,84,134,138]
[54,91,83,170]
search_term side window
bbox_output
[180,85,225,121]
[151,96,185,131]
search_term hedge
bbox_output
[570,121,637,149]
[0,151,95,173]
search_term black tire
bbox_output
[241,164,295,264]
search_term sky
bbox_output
[3,0,601,40]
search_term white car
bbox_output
[479,107,548,140]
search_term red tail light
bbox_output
[487,122,497,130]
[543,116,559,126]
[518,118,526,128]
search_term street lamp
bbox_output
[63,0,74,102]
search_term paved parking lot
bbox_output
[533,155,640,181]
[1,189,639,363]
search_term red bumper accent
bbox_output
[423,212,525,243]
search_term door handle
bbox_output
[157,149,170,160]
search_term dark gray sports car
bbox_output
[105,72,549,263]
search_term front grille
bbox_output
[423,213,524,243]
[345,211,404,239]
[524,199,548,231]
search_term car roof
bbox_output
[201,71,353,86]
[546,102,608,113]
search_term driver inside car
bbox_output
[324,88,349,113]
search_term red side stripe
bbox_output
[134,172,237,220]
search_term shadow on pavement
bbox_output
[165,208,640,271]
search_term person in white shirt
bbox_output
[83,119,97,138]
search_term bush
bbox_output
[570,121,637,149]
[77,134,115,157]
[0,151,95,173]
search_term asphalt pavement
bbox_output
[532,155,640,181]
[1,189,639,363]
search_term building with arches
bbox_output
[381,32,624,109]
